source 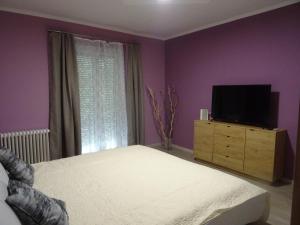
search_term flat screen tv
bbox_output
[211,85,272,128]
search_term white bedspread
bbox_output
[33,145,269,225]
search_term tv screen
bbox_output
[211,85,271,128]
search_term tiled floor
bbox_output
[155,146,293,225]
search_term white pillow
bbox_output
[0,163,21,225]
[0,163,8,186]
[0,201,22,225]
[0,163,9,202]
[0,182,8,201]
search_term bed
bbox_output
[32,145,270,225]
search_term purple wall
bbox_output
[1,4,300,178]
[166,3,300,178]
[0,11,165,145]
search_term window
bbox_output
[75,37,128,153]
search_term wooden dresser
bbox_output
[194,120,286,182]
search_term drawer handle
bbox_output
[227,125,231,128]
[226,145,230,148]
[249,129,255,131]
[227,136,230,138]
[225,155,229,158]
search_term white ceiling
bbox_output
[0,0,299,40]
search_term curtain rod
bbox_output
[48,29,135,45]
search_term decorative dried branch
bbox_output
[147,85,178,142]
[167,86,178,138]
[147,87,167,142]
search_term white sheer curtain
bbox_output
[75,37,128,154]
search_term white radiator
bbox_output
[0,129,50,164]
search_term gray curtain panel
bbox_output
[126,44,145,145]
[49,32,81,159]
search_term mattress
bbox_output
[33,145,269,225]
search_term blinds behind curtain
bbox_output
[75,37,128,153]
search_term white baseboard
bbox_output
[171,144,193,154]
[146,143,161,148]
[147,143,193,153]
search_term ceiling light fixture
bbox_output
[124,0,210,5]
[157,0,172,3]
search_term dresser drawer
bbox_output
[214,133,245,146]
[213,153,244,172]
[214,139,244,160]
[246,128,276,150]
[194,121,214,137]
[245,128,276,159]
[214,124,245,139]
[194,120,214,128]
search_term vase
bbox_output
[163,138,172,151]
